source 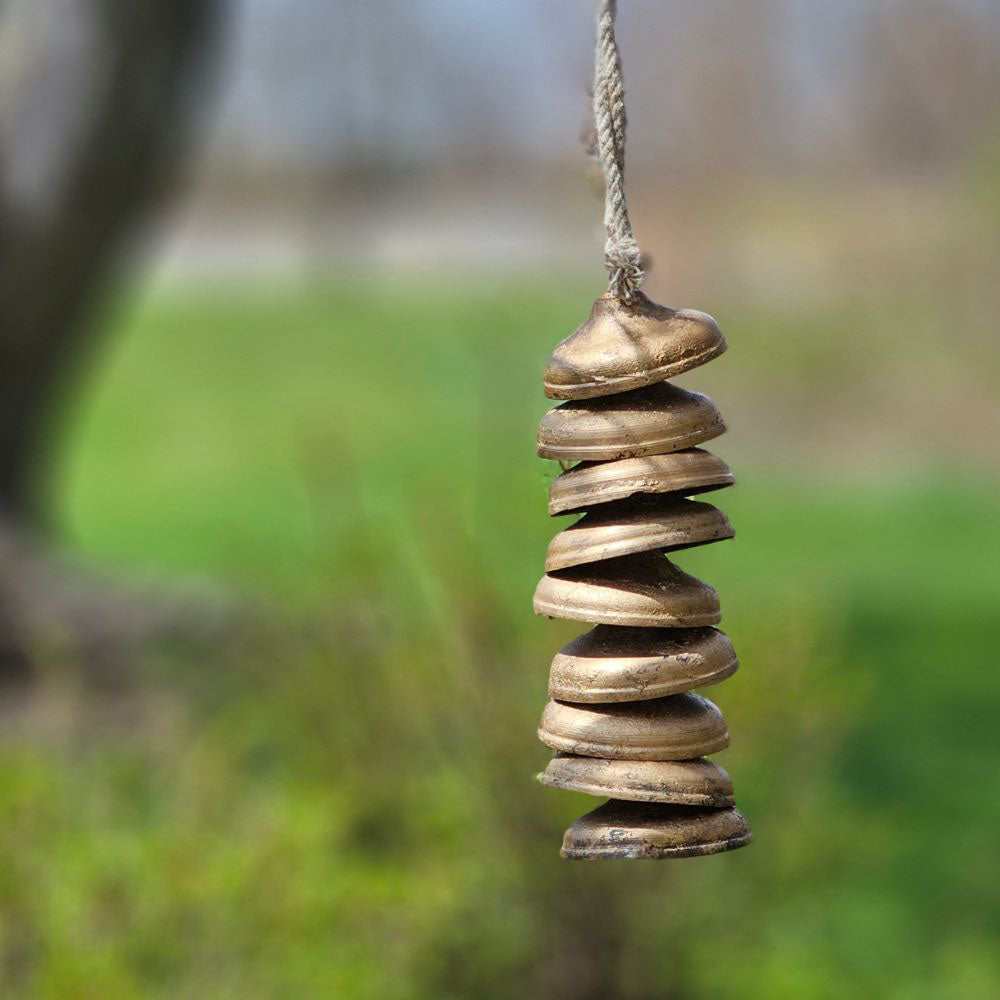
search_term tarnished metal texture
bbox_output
[545,495,732,571]
[537,381,724,462]
[547,448,733,516]
[543,292,727,400]
[548,625,738,703]
[537,691,728,760]
[533,551,720,628]
[539,753,734,806]
[560,799,751,859]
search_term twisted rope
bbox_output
[593,0,643,302]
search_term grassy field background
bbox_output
[1,276,998,997]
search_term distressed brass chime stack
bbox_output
[532,0,750,860]
[533,293,751,859]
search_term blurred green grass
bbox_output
[0,281,998,998]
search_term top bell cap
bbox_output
[543,292,727,400]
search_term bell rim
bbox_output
[548,653,738,702]
[544,336,727,401]
[536,725,730,760]
[533,581,722,627]
[544,498,733,572]
[537,415,725,462]
[560,829,752,860]
[547,449,734,516]
[538,755,735,806]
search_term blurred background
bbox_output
[1,0,1000,996]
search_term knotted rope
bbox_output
[593,0,644,302]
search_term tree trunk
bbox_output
[0,0,224,525]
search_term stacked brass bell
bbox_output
[534,291,751,859]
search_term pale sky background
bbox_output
[204,0,1000,170]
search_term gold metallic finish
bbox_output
[539,753,734,807]
[543,292,727,401]
[533,551,720,628]
[548,625,738,703]
[537,692,728,760]
[537,382,724,462]
[547,448,733,516]
[560,800,751,860]
[545,496,732,572]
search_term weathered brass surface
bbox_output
[560,800,751,859]
[537,382,724,462]
[533,552,720,627]
[535,284,746,858]
[548,625,738,703]
[545,496,732,571]
[548,448,733,516]
[543,292,727,400]
[537,691,728,760]
[539,753,734,806]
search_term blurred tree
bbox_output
[0,0,225,683]
[0,0,224,526]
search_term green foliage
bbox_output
[0,281,996,997]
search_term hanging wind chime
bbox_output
[533,0,751,859]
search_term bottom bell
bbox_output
[560,799,751,860]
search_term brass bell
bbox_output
[535,0,747,858]
[548,625,738,703]
[533,551,720,628]
[543,292,727,401]
[559,800,752,860]
[545,496,732,572]
[537,692,729,760]
[548,448,733,516]
[537,382,724,462]
[539,753,734,807]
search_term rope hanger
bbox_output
[594,0,644,302]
